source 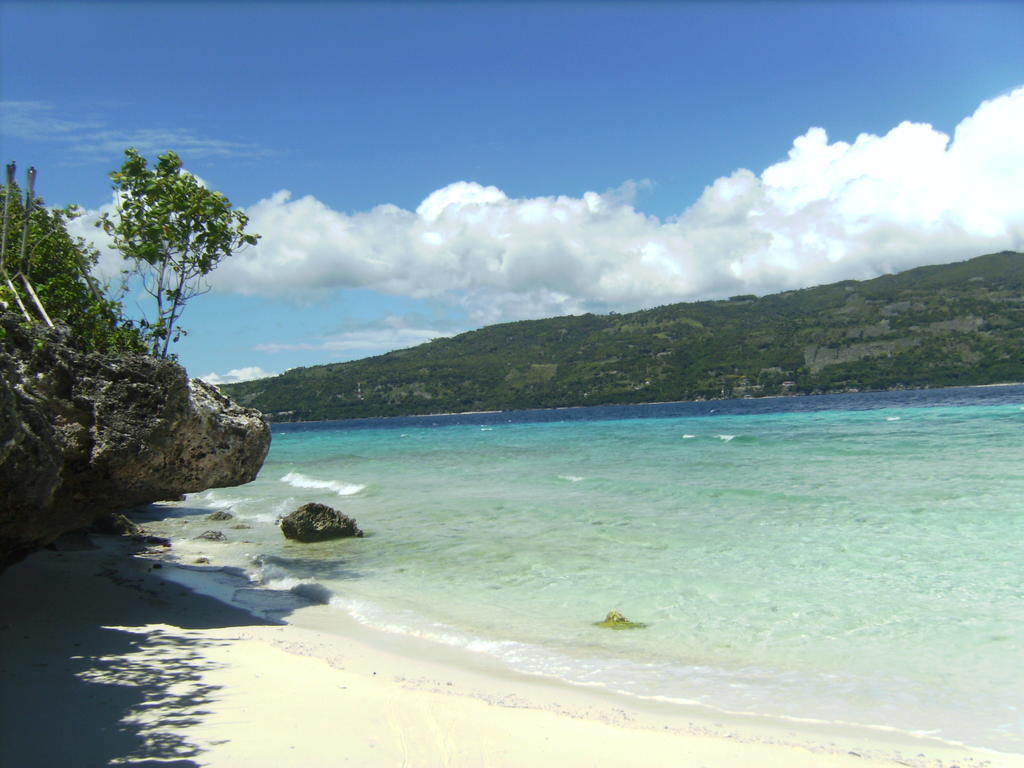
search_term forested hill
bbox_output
[224,251,1024,422]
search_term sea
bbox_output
[138,384,1024,754]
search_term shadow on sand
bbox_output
[0,538,303,767]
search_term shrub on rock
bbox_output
[281,503,363,543]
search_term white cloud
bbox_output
[0,101,99,139]
[254,317,451,356]
[65,201,123,283]
[0,101,268,161]
[207,86,1023,324]
[219,180,680,324]
[199,366,275,386]
[68,87,1024,331]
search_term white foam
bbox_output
[717,434,735,442]
[243,498,297,525]
[558,475,584,483]
[245,512,280,524]
[886,416,901,422]
[190,491,249,510]
[682,434,696,439]
[329,596,536,665]
[250,558,295,586]
[212,497,246,510]
[280,471,366,497]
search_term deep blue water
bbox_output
[273,384,1024,433]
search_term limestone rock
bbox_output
[0,313,271,569]
[280,502,363,543]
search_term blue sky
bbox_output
[2,1,1022,383]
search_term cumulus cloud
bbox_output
[65,199,123,282]
[199,366,276,386]
[208,87,1023,324]
[219,180,687,323]
[72,88,1024,330]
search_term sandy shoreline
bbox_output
[1,537,1019,767]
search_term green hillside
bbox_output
[224,251,1024,421]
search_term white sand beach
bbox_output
[1,537,1017,768]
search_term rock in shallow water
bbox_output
[195,530,227,542]
[280,503,363,543]
[594,610,647,630]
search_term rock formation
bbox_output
[0,313,271,569]
[280,502,363,542]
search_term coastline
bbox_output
[265,380,1024,425]
[2,537,1018,767]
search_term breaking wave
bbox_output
[280,471,366,497]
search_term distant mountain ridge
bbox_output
[224,251,1024,421]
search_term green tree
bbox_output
[98,148,259,358]
[0,166,144,353]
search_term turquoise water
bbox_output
[145,387,1024,752]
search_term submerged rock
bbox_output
[280,502,363,543]
[594,610,647,630]
[0,312,271,570]
[195,530,226,542]
[207,510,234,521]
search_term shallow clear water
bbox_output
[144,386,1024,752]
